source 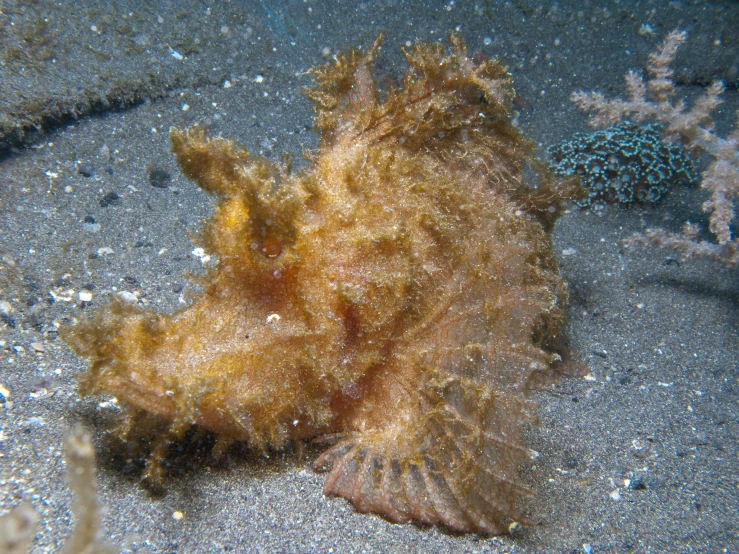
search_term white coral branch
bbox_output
[625,228,739,267]
[572,29,739,266]
[645,30,685,102]
[702,159,739,245]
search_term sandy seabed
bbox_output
[1,1,738,552]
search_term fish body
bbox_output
[63,34,581,533]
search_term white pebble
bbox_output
[79,291,93,302]
[192,248,211,264]
[117,291,138,303]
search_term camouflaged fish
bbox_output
[62,33,582,534]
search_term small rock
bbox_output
[117,291,138,303]
[82,214,101,233]
[99,191,121,207]
[631,437,657,459]
[77,163,94,177]
[149,167,171,188]
[629,477,646,490]
[30,342,45,352]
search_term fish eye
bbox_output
[260,237,282,258]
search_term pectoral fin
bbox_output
[314,376,535,534]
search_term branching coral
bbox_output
[0,504,37,554]
[60,425,117,554]
[62,33,582,534]
[572,30,739,266]
[0,426,116,554]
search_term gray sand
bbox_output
[1,1,738,552]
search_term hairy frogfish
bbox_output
[62,33,583,534]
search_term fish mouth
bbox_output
[81,364,178,420]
